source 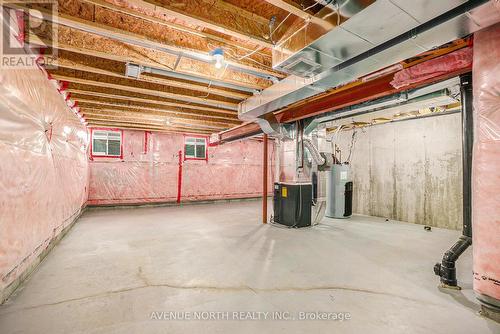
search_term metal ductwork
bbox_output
[240,0,495,124]
[302,138,326,167]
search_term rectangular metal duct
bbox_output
[239,0,497,122]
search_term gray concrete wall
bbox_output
[334,112,463,229]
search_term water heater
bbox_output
[326,164,353,218]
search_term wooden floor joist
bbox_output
[264,0,310,19]
[80,107,240,126]
[88,122,213,135]
[263,0,336,30]
[7,1,297,131]
[81,109,238,128]
[83,112,230,130]
[30,33,270,91]
[19,4,283,79]
[51,68,239,105]
[76,99,239,122]
[51,56,251,100]
[85,116,223,131]
[87,119,215,134]
[80,0,273,63]
[68,90,238,116]
[52,75,239,111]
[109,0,276,49]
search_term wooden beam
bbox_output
[54,12,278,77]
[88,122,211,135]
[17,4,282,79]
[83,112,229,130]
[264,0,309,20]
[76,99,239,122]
[50,55,250,100]
[85,116,222,131]
[50,67,239,105]
[82,0,270,58]
[88,123,213,134]
[30,34,269,91]
[121,0,274,49]
[80,107,239,127]
[81,109,237,128]
[88,122,213,135]
[86,118,215,133]
[67,89,237,115]
[263,0,334,36]
[51,74,238,111]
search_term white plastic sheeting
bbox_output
[88,131,275,205]
[0,57,89,294]
[472,22,500,306]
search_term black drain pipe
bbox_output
[434,73,473,288]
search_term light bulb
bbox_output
[211,48,224,70]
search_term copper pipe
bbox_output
[262,134,268,224]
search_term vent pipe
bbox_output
[433,73,473,288]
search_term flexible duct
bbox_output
[302,138,326,167]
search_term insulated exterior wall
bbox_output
[0,62,89,299]
[88,131,274,205]
[334,113,462,229]
[472,23,500,306]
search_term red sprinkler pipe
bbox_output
[177,150,183,204]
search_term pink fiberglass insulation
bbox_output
[0,59,89,294]
[390,47,473,89]
[472,23,500,306]
[88,130,275,205]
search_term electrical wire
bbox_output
[270,12,292,44]
[321,1,341,26]
[212,42,268,68]
[235,46,263,61]
[269,0,322,45]
[346,129,357,163]
[303,1,321,12]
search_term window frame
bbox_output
[90,128,123,159]
[184,135,208,161]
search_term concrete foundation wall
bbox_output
[335,112,463,229]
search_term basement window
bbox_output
[184,137,207,160]
[91,129,122,158]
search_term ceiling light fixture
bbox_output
[210,48,225,69]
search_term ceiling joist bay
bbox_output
[51,73,239,110]
[68,89,238,116]
[6,0,298,132]
[50,51,251,100]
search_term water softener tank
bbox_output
[326,164,353,218]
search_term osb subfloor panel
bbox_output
[1,201,498,333]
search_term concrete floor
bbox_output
[0,201,498,333]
